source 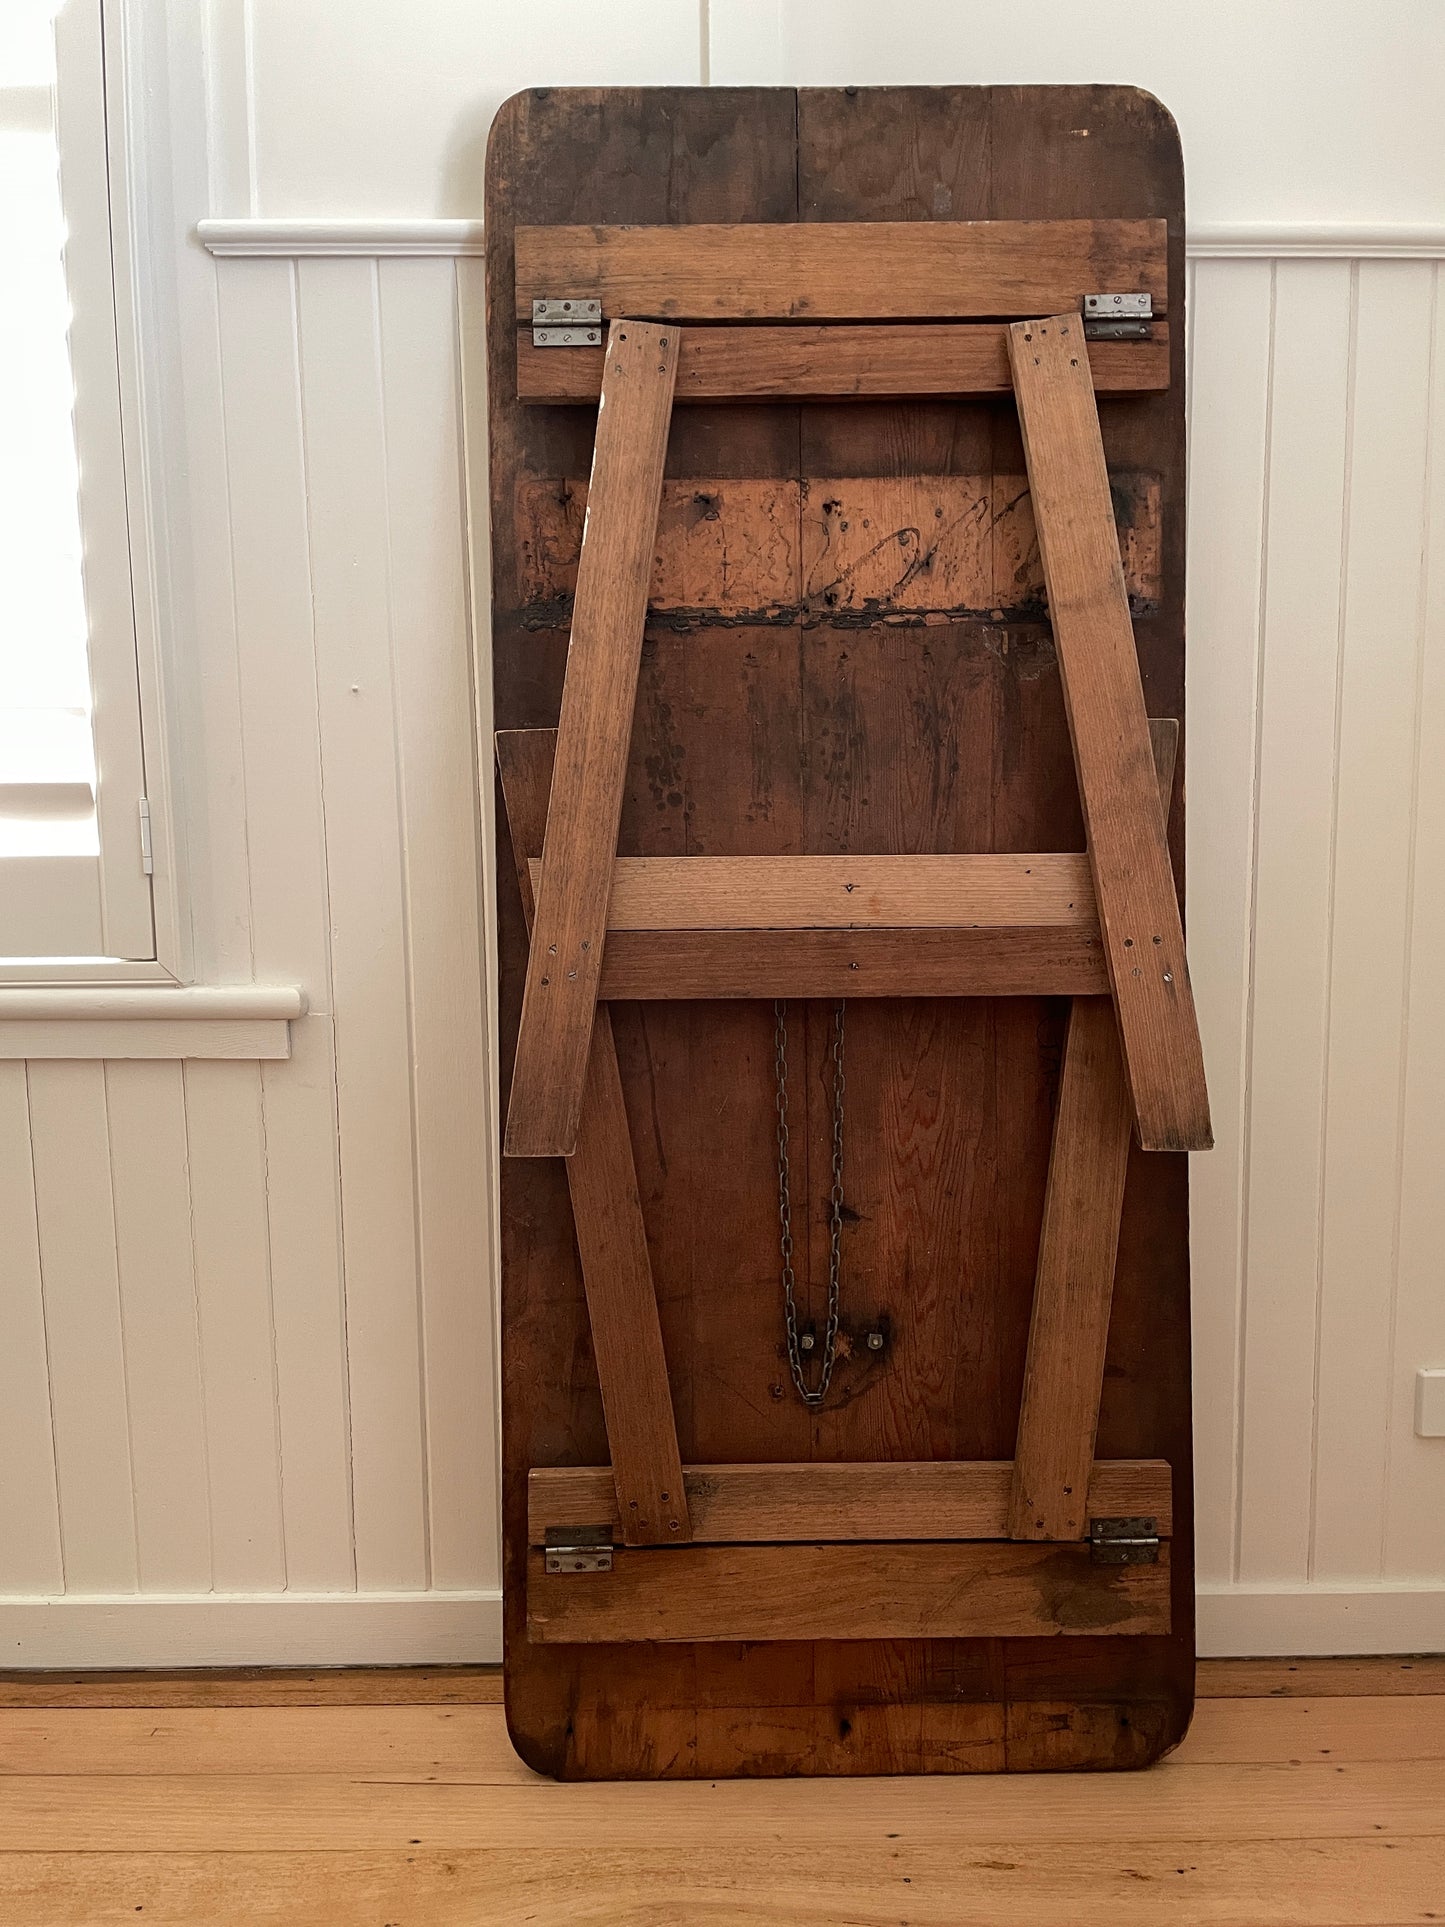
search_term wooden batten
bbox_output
[506,321,678,1158]
[515,220,1169,322]
[530,851,1097,931]
[517,321,1171,404]
[527,1540,1172,1644]
[594,927,1112,999]
[496,730,691,1545]
[529,1458,1172,1545]
[1009,316,1211,1153]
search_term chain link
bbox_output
[774,998,847,1408]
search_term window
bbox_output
[0,0,153,962]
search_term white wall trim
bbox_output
[197,218,487,257]
[1187,223,1445,258]
[196,217,1445,261]
[0,984,306,1059]
[1199,1586,1445,1658]
[0,1592,502,1668]
[3,1585,1436,1667]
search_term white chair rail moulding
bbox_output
[0,984,306,1059]
[195,219,1445,260]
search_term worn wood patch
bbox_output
[517,473,1160,625]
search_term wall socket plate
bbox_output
[1417,1369,1445,1437]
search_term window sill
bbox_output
[0,985,306,1060]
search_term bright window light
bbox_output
[0,0,99,859]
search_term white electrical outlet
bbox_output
[1417,1369,1445,1438]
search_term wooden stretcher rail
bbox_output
[515,220,1170,322]
[527,1540,1172,1644]
[517,321,1171,403]
[506,320,678,1158]
[596,927,1110,999]
[495,731,691,1543]
[530,852,1097,931]
[1009,316,1210,1152]
[1008,722,1179,1543]
[529,1459,1172,1545]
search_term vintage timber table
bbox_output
[486,83,1208,1778]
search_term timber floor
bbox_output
[0,1658,1442,1925]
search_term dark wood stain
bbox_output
[487,83,1192,1778]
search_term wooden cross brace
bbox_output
[498,292,1210,1609]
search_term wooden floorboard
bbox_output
[0,1677,1441,1923]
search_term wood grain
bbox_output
[497,730,689,1545]
[516,471,1163,623]
[527,1540,1171,1643]
[514,220,1169,320]
[490,83,1196,1778]
[533,851,1097,929]
[1009,998,1136,1539]
[504,319,678,1157]
[595,926,1112,998]
[1010,722,1179,1540]
[529,1458,1172,1544]
[1009,313,1210,1151]
[518,320,1172,401]
[10,1837,1445,1925]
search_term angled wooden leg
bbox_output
[1009,317,1210,1153]
[505,319,679,1158]
[498,729,691,1546]
[1009,723,1178,1541]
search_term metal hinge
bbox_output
[532,298,602,347]
[138,797,154,876]
[1082,292,1153,341]
[1088,1516,1160,1565]
[543,1525,614,1574]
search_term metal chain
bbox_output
[774,998,847,1408]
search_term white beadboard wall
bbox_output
[0,251,502,1665]
[2,0,1443,1663]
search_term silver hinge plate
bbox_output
[1088,1516,1160,1565]
[543,1524,614,1574]
[138,797,154,876]
[532,298,602,347]
[1082,292,1154,341]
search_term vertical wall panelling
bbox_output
[105,1061,212,1593]
[0,1063,64,1594]
[24,1063,137,1592]
[7,2,1444,1657]
[1387,264,1445,1581]
[1312,263,1438,1581]
[377,259,499,1593]
[214,256,356,1589]
[184,1061,286,1592]
[1234,262,1354,1586]
[1183,259,1275,1589]
[294,257,430,1592]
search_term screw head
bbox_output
[866,1330,885,1352]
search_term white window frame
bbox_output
[0,0,183,986]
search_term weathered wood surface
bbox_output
[515,471,1162,626]
[517,321,1171,402]
[529,1458,1173,1544]
[1009,313,1210,1151]
[527,1540,1172,1644]
[534,851,1099,929]
[495,731,690,1546]
[1009,721,1179,1542]
[489,83,1193,1779]
[505,319,677,1157]
[514,219,1169,320]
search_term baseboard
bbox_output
[0,1591,502,1669]
[1198,1584,1445,1657]
[5,1585,1439,1668]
